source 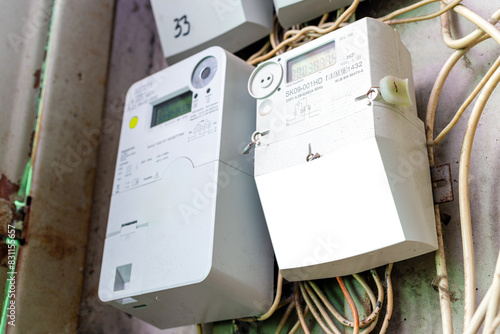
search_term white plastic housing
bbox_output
[248,18,437,281]
[99,47,274,328]
[274,0,367,28]
[151,0,273,64]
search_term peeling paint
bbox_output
[0,174,20,201]
[33,69,42,89]
[0,199,14,236]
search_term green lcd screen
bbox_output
[151,90,193,127]
[287,41,336,83]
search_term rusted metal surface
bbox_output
[0,175,19,201]
[0,199,14,237]
[431,163,454,204]
[0,175,19,237]
[6,0,114,333]
[0,1,49,190]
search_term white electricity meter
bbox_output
[247,18,438,281]
[99,47,274,329]
[274,0,367,28]
[150,0,273,64]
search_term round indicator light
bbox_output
[129,116,138,129]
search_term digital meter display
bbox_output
[287,41,336,83]
[151,90,193,127]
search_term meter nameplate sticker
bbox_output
[113,51,223,195]
[249,22,371,146]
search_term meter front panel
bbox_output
[107,50,226,236]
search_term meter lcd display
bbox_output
[151,90,193,127]
[287,41,336,83]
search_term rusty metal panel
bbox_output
[0,0,51,186]
[0,0,52,332]
[431,163,454,204]
[7,0,114,333]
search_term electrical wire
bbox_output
[352,274,379,327]
[432,203,455,334]
[439,6,500,49]
[489,315,500,334]
[307,280,352,326]
[242,3,500,334]
[438,2,500,331]
[432,41,498,145]
[247,41,271,63]
[484,249,500,333]
[337,277,359,334]
[465,287,492,334]
[378,0,440,22]
[288,306,309,334]
[352,274,377,308]
[382,0,463,25]
[299,282,339,334]
[303,282,344,334]
[446,1,500,46]
[247,0,360,65]
[274,299,295,334]
[459,61,500,329]
[425,11,498,332]
[307,269,383,329]
[239,272,284,322]
[379,264,394,334]
[278,295,295,309]
[424,37,479,334]
[319,13,329,26]
[294,283,311,334]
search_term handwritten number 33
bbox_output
[174,15,190,38]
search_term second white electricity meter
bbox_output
[99,47,274,329]
[248,18,438,281]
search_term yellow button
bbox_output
[129,116,138,129]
